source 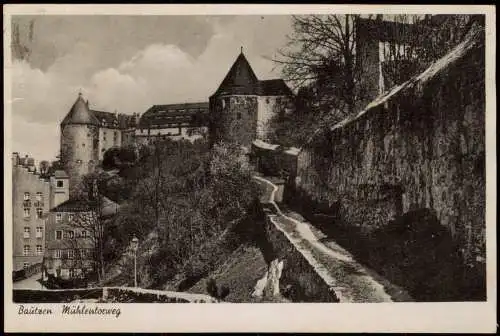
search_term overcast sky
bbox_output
[10,15,293,163]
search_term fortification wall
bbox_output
[295,31,486,270]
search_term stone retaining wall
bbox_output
[13,287,217,303]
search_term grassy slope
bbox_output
[187,244,290,303]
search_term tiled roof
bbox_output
[212,52,292,97]
[92,110,135,129]
[61,93,100,126]
[53,170,69,179]
[138,102,209,128]
[50,198,97,213]
[50,196,120,216]
[213,52,260,96]
[62,93,136,129]
[258,79,293,96]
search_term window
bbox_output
[36,227,43,238]
[54,249,61,258]
[55,230,62,240]
[56,213,62,222]
[82,143,85,148]
[236,112,242,120]
[23,208,30,218]
[23,262,30,269]
[23,227,30,238]
[57,180,64,188]
[81,230,88,238]
[23,245,30,256]
[36,208,43,219]
[69,268,79,278]
[36,245,43,255]
[36,192,42,202]
[80,249,87,259]
[24,192,30,201]
[76,159,82,164]
[68,214,74,222]
[68,230,74,239]
[67,249,75,259]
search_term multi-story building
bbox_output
[59,93,137,197]
[135,102,209,145]
[44,199,95,279]
[43,195,119,280]
[11,153,69,272]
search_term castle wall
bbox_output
[210,95,259,148]
[60,124,99,195]
[256,96,290,141]
[295,38,485,268]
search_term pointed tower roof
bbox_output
[61,92,99,127]
[213,49,259,96]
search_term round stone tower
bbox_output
[60,93,100,196]
[209,50,259,149]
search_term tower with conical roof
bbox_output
[60,92,100,196]
[209,48,293,148]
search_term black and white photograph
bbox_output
[4,4,496,333]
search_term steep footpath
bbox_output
[254,175,412,302]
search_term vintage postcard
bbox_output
[3,4,496,333]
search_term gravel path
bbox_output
[254,175,412,303]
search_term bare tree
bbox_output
[274,14,366,118]
[69,173,110,282]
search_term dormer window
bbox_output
[57,180,64,188]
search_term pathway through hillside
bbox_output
[254,175,413,303]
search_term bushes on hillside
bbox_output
[102,139,261,289]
